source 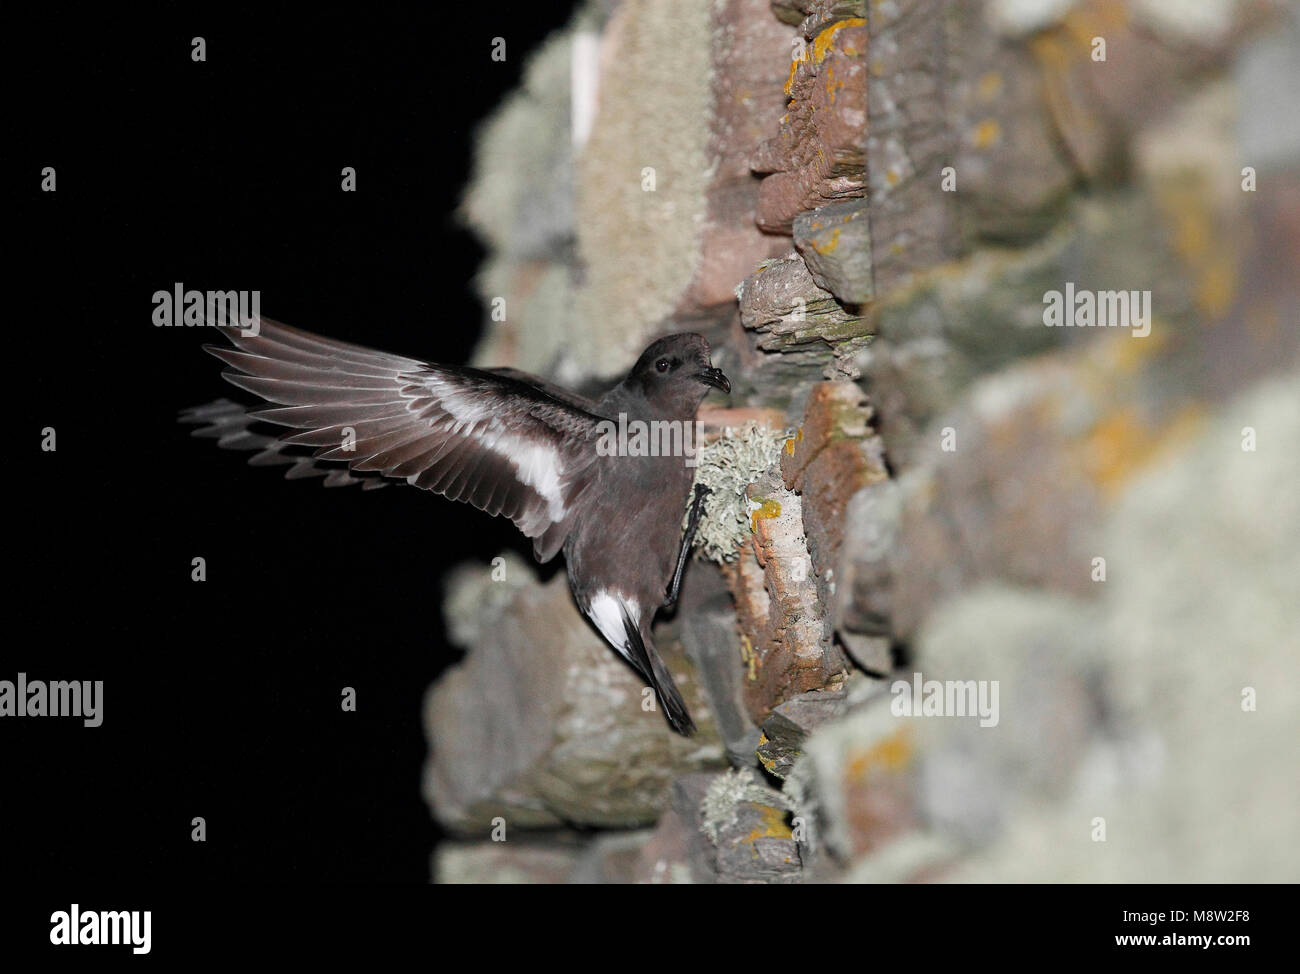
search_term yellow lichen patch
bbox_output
[741,803,794,844]
[1105,323,1167,374]
[1171,204,1211,261]
[756,734,778,773]
[1084,405,1207,497]
[825,63,844,104]
[1152,176,1239,321]
[813,18,865,64]
[1062,0,1129,50]
[784,45,807,96]
[1028,32,1071,71]
[1085,408,1155,495]
[886,167,901,186]
[739,634,758,681]
[1196,253,1238,318]
[750,497,782,533]
[846,729,912,782]
[977,71,1003,101]
[811,227,841,255]
[972,118,1001,149]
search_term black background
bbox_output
[9,4,576,884]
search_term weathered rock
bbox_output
[678,0,797,314]
[424,556,725,833]
[677,575,764,769]
[779,381,888,665]
[435,839,585,884]
[945,376,1300,882]
[946,3,1077,242]
[724,469,850,723]
[793,199,872,305]
[757,687,849,778]
[1024,0,1250,185]
[567,830,659,884]
[754,18,867,233]
[771,0,866,36]
[854,357,1112,640]
[794,695,920,862]
[736,252,871,386]
[570,0,721,379]
[440,0,1300,886]
[673,769,803,882]
[837,631,892,674]
[862,188,1210,472]
[910,586,1108,845]
[864,0,958,296]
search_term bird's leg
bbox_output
[665,483,710,607]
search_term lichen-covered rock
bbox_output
[424,557,725,833]
[677,578,764,769]
[793,199,872,305]
[437,0,1300,885]
[864,0,957,296]
[689,420,792,564]
[792,694,920,863]
[435,839,585,884]
[736,252,871,388]
[724,469,850,723]
[678,0,798,313]
[673,769,803,882]
[754,18,867,233]
[946,4,1077,242]
[756,686,849,778]
[779,381,888,665]
[910,586,1109,845]
[771,0,866,36]
[943,376,1300,882]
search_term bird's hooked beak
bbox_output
[698,366,731,394]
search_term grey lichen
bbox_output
[700,767,792,844]
[687,422,792,563]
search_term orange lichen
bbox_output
[1196,254,1238,317]
[977,71,1003,100]
[972,118,1001,149]
[813,18,865,64]
[846,729,912,782]
[740,804,794,844]
[825,63,844,104]
[811,227,841,255]
[739,634,758,681]
[750,498,782,533]
[784,45,807,96]
[1084,404,1206,496]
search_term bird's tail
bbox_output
[622,612,696,735]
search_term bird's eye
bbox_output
[655,358,670,373]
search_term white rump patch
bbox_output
[588,590,641,661]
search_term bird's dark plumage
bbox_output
[182,318,728,734]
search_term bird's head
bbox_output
[626,333,730,411]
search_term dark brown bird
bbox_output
[182,318,730,733]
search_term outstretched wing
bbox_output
[180,398,392,490]
[196,317,606,562]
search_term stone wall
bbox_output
[426,0,1300,882]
